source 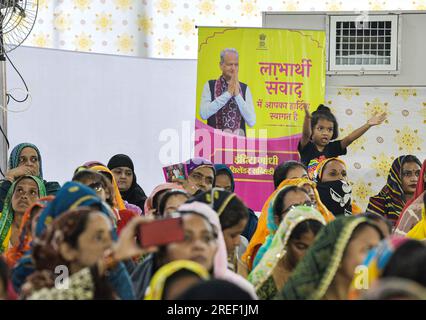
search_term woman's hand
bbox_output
[171,177,199,195]
[5,166,37,182]
[112,216,158,261]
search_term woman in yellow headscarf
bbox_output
[313,157,363,216]
[144,260,210,300]
[242,177,334,273]
[406,192,426,240]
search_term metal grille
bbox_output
[335,20,393,66]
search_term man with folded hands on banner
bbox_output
[199,48,256,137]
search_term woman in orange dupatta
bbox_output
[4,196,54,268]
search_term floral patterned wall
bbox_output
[24,0,426,59]
[326,87,426,210]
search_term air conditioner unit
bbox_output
[327,14,401,75]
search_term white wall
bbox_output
[6,46,198,194]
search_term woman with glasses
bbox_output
[251,186,312,270]
[248,206,325,299]
[367,155,422,227]
[72,168,137,236]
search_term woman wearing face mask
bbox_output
[248,206,325,299]
[313,158,362,216]
[367,155,422,227]
[277,216,383,300]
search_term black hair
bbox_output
[153,189,169,213]
[382,240,426,287]
[72,169,115,208]
[162,269,204,300]
[158,190,190,216]
[311,104,339,140]
[218,195,249,230]
[289,219,324,241]
[176,279,254,300]
[349,221,384,243]
[401,155,422,169]
[273,186,309,221]
[360,212,392,235]
[154,211,218,272]
[187,189,249,230]
[273,161,307,189]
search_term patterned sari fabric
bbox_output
[367,156,408,226]
[214,76,242,133]
[144,260,210,300]
[277,216,376,300]
[242,178,333,272]
[0,176,47,253]
[394,160,426,236]
[248,206,326,300]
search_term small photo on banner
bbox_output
[195,27,326,211]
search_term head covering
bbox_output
[361,236,409,290]
[360,278,426,300]
[312,157,347,184]
[107,154,147,212]
[252,186,296,269]
[248,206,326,299]
[242,178,334,272]
[314,157,363,216]
[89,165,126,210]
[395,160,426,234]
[8,143,43,179]
[214,164,235,192]
[144,260,210,300]
[4,196,54,268]
[190,187,240,217]
[177,279,254,300]
[0,176,46,253]
[278,216,379,300]
[367,156,409,225]
[144,183,184,214]
[82,161,106,167]
[178,202,257,299]
[185,157,215,177]
[35,181,115,238]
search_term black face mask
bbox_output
[317,180,353,216]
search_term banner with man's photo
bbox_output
[195,27,326,211]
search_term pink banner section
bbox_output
[195,119,302,211]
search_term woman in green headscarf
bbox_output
[0,143,60,212]
[0,175,46,253]
[277,216,383,300]
[248,206,326,300]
